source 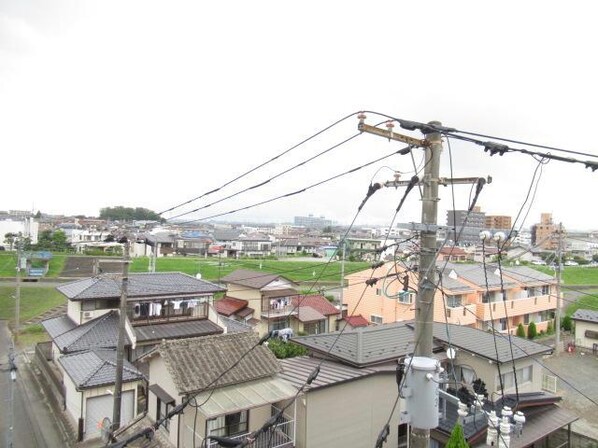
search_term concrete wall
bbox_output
[296,373,399,448]
[574,320,598,350]
[147,355,181,447]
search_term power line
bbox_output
[158,111,362,216]
[171,146,413,225]
[166,131,364,221]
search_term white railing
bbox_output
[207,418,294,448]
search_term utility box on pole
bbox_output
[402,357,442,429]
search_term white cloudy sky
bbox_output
[1,1,597,230]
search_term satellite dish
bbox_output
[100,417,112,443]
[196,273,202,279]
[446,347,456,360]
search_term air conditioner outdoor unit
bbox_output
[83,311,93,319]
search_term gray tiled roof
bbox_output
[572,308,598,323]
[41,314,77,339]
[59,349,144,389]
[57,272,225,301]
[134,319,223,343]
[294,321,551,368]
[212,229,244,241]
[293,322,427,367]
[153,332,281,394]
[492,265,555,286]
[444,262,517,289]
[221,269,294,289]
[279,356,378,391]
[426,322,553,364]
[54,311,130,353]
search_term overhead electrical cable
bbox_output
[172,146,414,225]
[159,111,363,216]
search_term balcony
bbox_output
[444,304,477,326]
[476,294,555,322]
[261,303,298,319]
[127,301,208,326]
[207,418,294,448]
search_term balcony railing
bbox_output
[127,301,208,325]
[445,304,477,325]
[476,294,554,321]
[261,303,297,319]
[207,418,294,448]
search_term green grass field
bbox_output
[130,256,370,283]
[0,285,66,325]
[532,265,598,285]
[0,252,67,277]
[564,289,598,316]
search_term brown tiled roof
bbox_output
[343,315,369,328]
[221,269,294,289]
[156,332,281,394]
[292,294,340,316]
[215,296,249,316]
[296,306,326,323]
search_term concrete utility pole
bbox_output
[555,222,564,353]
[411,123,443,448]
[112,239,130,432]
[14,239,22,343]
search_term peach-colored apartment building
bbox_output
[343,262,557,335]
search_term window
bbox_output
[542,285,550,295]
[375,288,382,296]
[398,291,414,304]
[497,365,533,391]
[157,399,171,431]
[269,318,289,331]
[398,423,409,448]
[370,315,383,325]
[446,295,462,308]
[523,314,530,324]
[207,411,249,437]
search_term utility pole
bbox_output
[112,239,130,432]
[410,123,443,448]
[555,222,563,353]
[339,241,346,312]
[14,238,22,343]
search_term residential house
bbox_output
[219,269,299,336]
[274,238,299,256]
[144,232,176,257]
[438,246,473,262]
[343,262,557,335]
[175,230,213,256]
[39,272,226,441]
[572,309,598,351]
[337,314,369,330]
[58,349,145,440]
[217,269,340,336]
[291,322,575,448]
[136,332,297,448]
[345,237,381,261]
[212,228,246,258]
[236,233,273,257]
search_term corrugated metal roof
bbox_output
[59,349,144,389]
[134,319,223,342]
[427,322,553,363]
[293,322,425,367]
[292,295,340,316]
[510,404,578,448]
[193,377,297,418]
[279,356,378,391]
[57,272,225,301]
[572,308,598,323]
[215,296,249,316]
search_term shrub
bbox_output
[562,315,573,332]
[546,320,554,335]
[446,424,469,448]
[527,322,537,339]
[267,339,308,359]
[516,323,526,338]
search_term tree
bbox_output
[527,321,537,339]
[99,206,163,222]
[446,423,469,448]
[3,232,18,251]
[562,315,573,332]
[266,339,308,359]
[52,229,69,251]
[516,323,526,338]
[546,320,554,335]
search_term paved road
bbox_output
[0,321,68,447]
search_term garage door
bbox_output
[85,391,134,439]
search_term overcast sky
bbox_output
[1,1,597,231]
